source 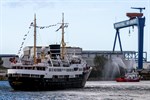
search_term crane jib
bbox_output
[114,18,138,29]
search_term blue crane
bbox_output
[113,7,145,70]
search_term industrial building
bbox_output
[22,46,150,68]
[0,46,149,69]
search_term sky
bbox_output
[0,0,150,60]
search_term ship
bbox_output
[116,72,140,82]
[7,13,92,91]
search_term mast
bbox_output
[61,13,65,59]
[34,14,37,64]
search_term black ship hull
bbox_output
[8,71,91,91]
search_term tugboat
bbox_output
[116,72,140,82]
[7,13,92,91]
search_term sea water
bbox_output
[0,81,150,100]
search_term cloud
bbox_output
[2,0,24,8]
[1,0,55,9]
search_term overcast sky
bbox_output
[0,0,150,60]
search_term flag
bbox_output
[30,22,33,26]
[64,24,68,28]
[21,42,24,45]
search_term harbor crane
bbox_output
[113,7,145,69]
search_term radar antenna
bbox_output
[131,7,145,13]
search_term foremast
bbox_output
[61,13,66,59]
[34,14,37,64]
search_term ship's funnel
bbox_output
[49,44,60,59]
